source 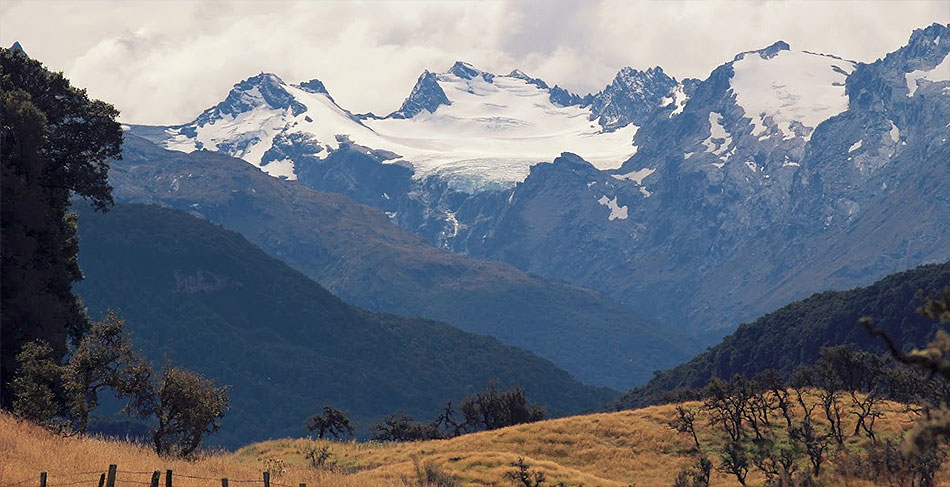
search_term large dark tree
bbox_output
[0,46,122,406]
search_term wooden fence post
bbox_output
[262,471,270,487]
[221,479,229,487]
[39,472,47,487]
[165,469,173,487]
[97,473,105,487]
[150,471,161,487]
[106,465,117,487]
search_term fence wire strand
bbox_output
[114,480,150,487]
[48,472,104,479]
[48,478,102,487]
[169,474,218,481]
[8,470,308,487]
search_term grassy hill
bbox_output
[608,262,950,410]
[3,394,942,487]
[108,134,698,389]
[73,203,614,447]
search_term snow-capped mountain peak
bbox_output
[587,66,679,131]
[150,34,884,194]
[216,73,306,117]
[447,60,495,82]
[506,69,550,90]
[729,43,855,140]
[298,78,331,96]
[163,72,375,180]
[388,70,451,119]
[733,40,791,62]
[155,62,645,191]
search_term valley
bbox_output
[1,6,948,485]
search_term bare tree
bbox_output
[669,405,701,451]
[718,440,749,486]
[790,388,832,477]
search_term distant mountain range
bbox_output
[607,261,950,410]
[74,203,616,447]
[135,59,673,190]
[130,23,950,341]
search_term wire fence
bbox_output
[2,465,310,487]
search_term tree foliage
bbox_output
[863,290,950,458]
[9,312,227,457]
[128,362,230,457]
[305,406,354,440]
[0,46,122,405]
[62,311,151,433]
[10,341,63,428]
[458,382,545,432]
[369,383,546,443]
[371,413,439,442]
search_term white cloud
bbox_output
[1,0,946,124]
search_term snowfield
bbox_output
[163,66,639,190]
[730,50,855,141]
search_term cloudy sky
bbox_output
[2,0,946,125]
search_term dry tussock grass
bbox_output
[237,394,943,486]
[3,393,946,487]
[0,412,393,487]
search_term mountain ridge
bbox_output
[74,203,617,447]
[107,134,699,390]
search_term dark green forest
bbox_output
[608,262,950,410]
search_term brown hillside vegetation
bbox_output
[2,396,946,487]
[0,412,382,487]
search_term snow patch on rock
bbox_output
[905,51,950,97]
[702,112,733,157]
[613,167,655,185]
[597,195,628,220]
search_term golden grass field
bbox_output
[0,412,375,487]
[1,393,946,487]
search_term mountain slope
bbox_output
[607,262,950,410]
[129,25,948,343]
[73,203,616,447]
[107,135,698,390]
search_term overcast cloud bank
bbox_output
[1,0,946,124]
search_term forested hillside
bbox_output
[608,262,950,409]
[108,134,697,389]
[74,204,614,447]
